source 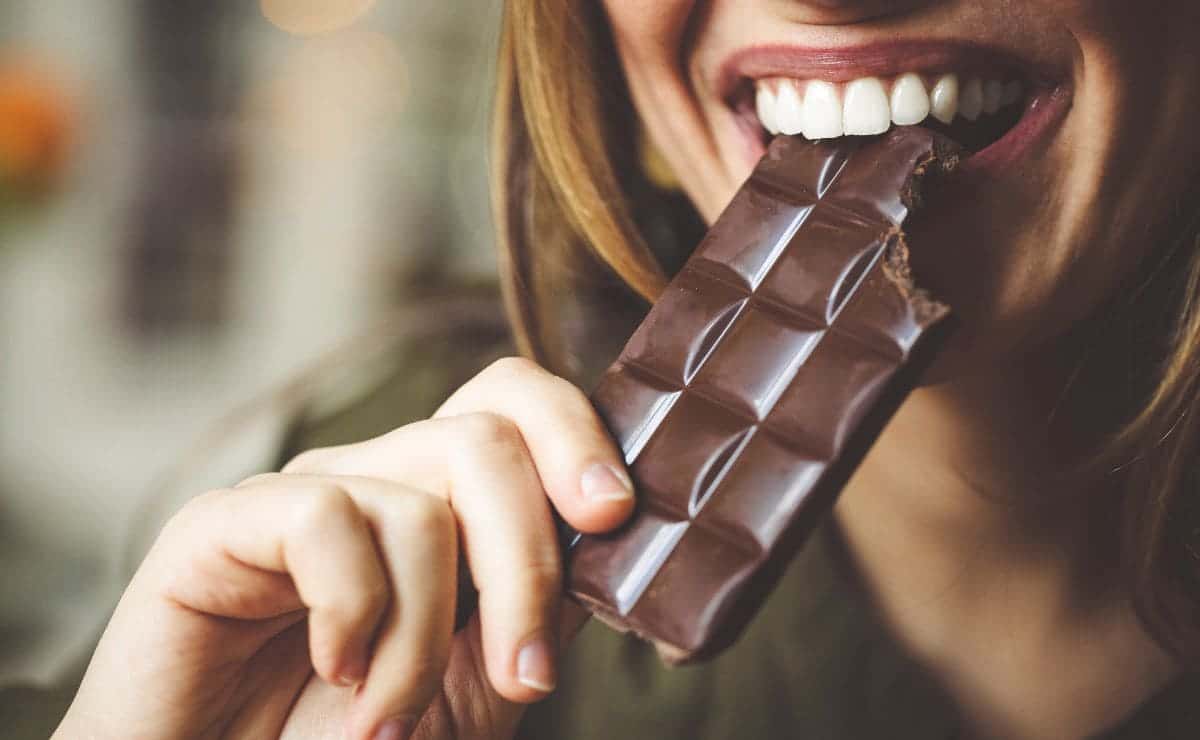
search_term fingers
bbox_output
[341,479,458,740]
[263,357,632,722]
[288,357,634,534]
[274,484,392,687]
[429,413,564,703]
[161,484,389,685]
[288,415,567,704]
[180,477,459,740]
[435,356,635,534]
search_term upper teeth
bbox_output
[754,73,1023,139]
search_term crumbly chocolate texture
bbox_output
[567,127,961,664]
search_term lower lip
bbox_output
[734,83,1073,179]
[959,84,1072,177]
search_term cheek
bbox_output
[600,0,731,221]
[601,0,697,58]
[912,0,1200,370]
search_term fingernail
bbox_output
[336,655,368,687]
[517,637,557,692]
[580,462,634,502]
[372,716,414,740]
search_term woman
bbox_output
[55,1,1200,738]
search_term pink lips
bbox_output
[719,41,1072,179]
[718,41,1041,100]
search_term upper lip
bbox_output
[715,41,1064,106]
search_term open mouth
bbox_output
[720,44,1071,170]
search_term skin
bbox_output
[57,358,635,740]
[602,0,1200,737]
[57,2,1200,740]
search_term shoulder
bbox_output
[279,291,513,456]
[127,290,513,567]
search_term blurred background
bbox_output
[0,0,501,698]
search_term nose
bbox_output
[775,0,942,24]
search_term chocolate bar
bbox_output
[567,127,960,663]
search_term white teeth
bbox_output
[756,84,780,135]
[959,78,984,121]
[982,80,1004,115]
[774,80,806,135]
[802,80,844,139]
[890,73,930,126]
[929,74,959,124]
[843,77,891,135]
[1001,80,1023,106]
[752,72,1023,140]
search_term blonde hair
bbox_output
[492,0,1200,660]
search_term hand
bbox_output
[56,358,636,740]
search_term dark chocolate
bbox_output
[567,127,960,663]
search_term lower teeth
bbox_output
[914,102,1024,153]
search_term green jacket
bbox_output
[282,294,1200,740]
[7,292,1196,738]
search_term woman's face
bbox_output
[601,0,1200,365]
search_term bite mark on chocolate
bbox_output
[882,143,960,326]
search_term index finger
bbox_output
[433,356,636,534]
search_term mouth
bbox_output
[720,42,1072,174]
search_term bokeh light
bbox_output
[260,0,377,36]
[248,31,409,156]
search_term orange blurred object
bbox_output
[0,60,73,195]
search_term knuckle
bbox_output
[157,494,206,541]
[294,484,358,534]
[324,582,389,627]
[483,357,596,424]
[281,447,334,474]
[392,494,455,544]
[150,488,234,567]
[482,355,541,383]
[169,488,229,527]
[235,472,280,489]
[554,374,590,406]
[455,412,523,451]
[547,376,596,421]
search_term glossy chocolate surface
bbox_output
[568,128,959,663]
